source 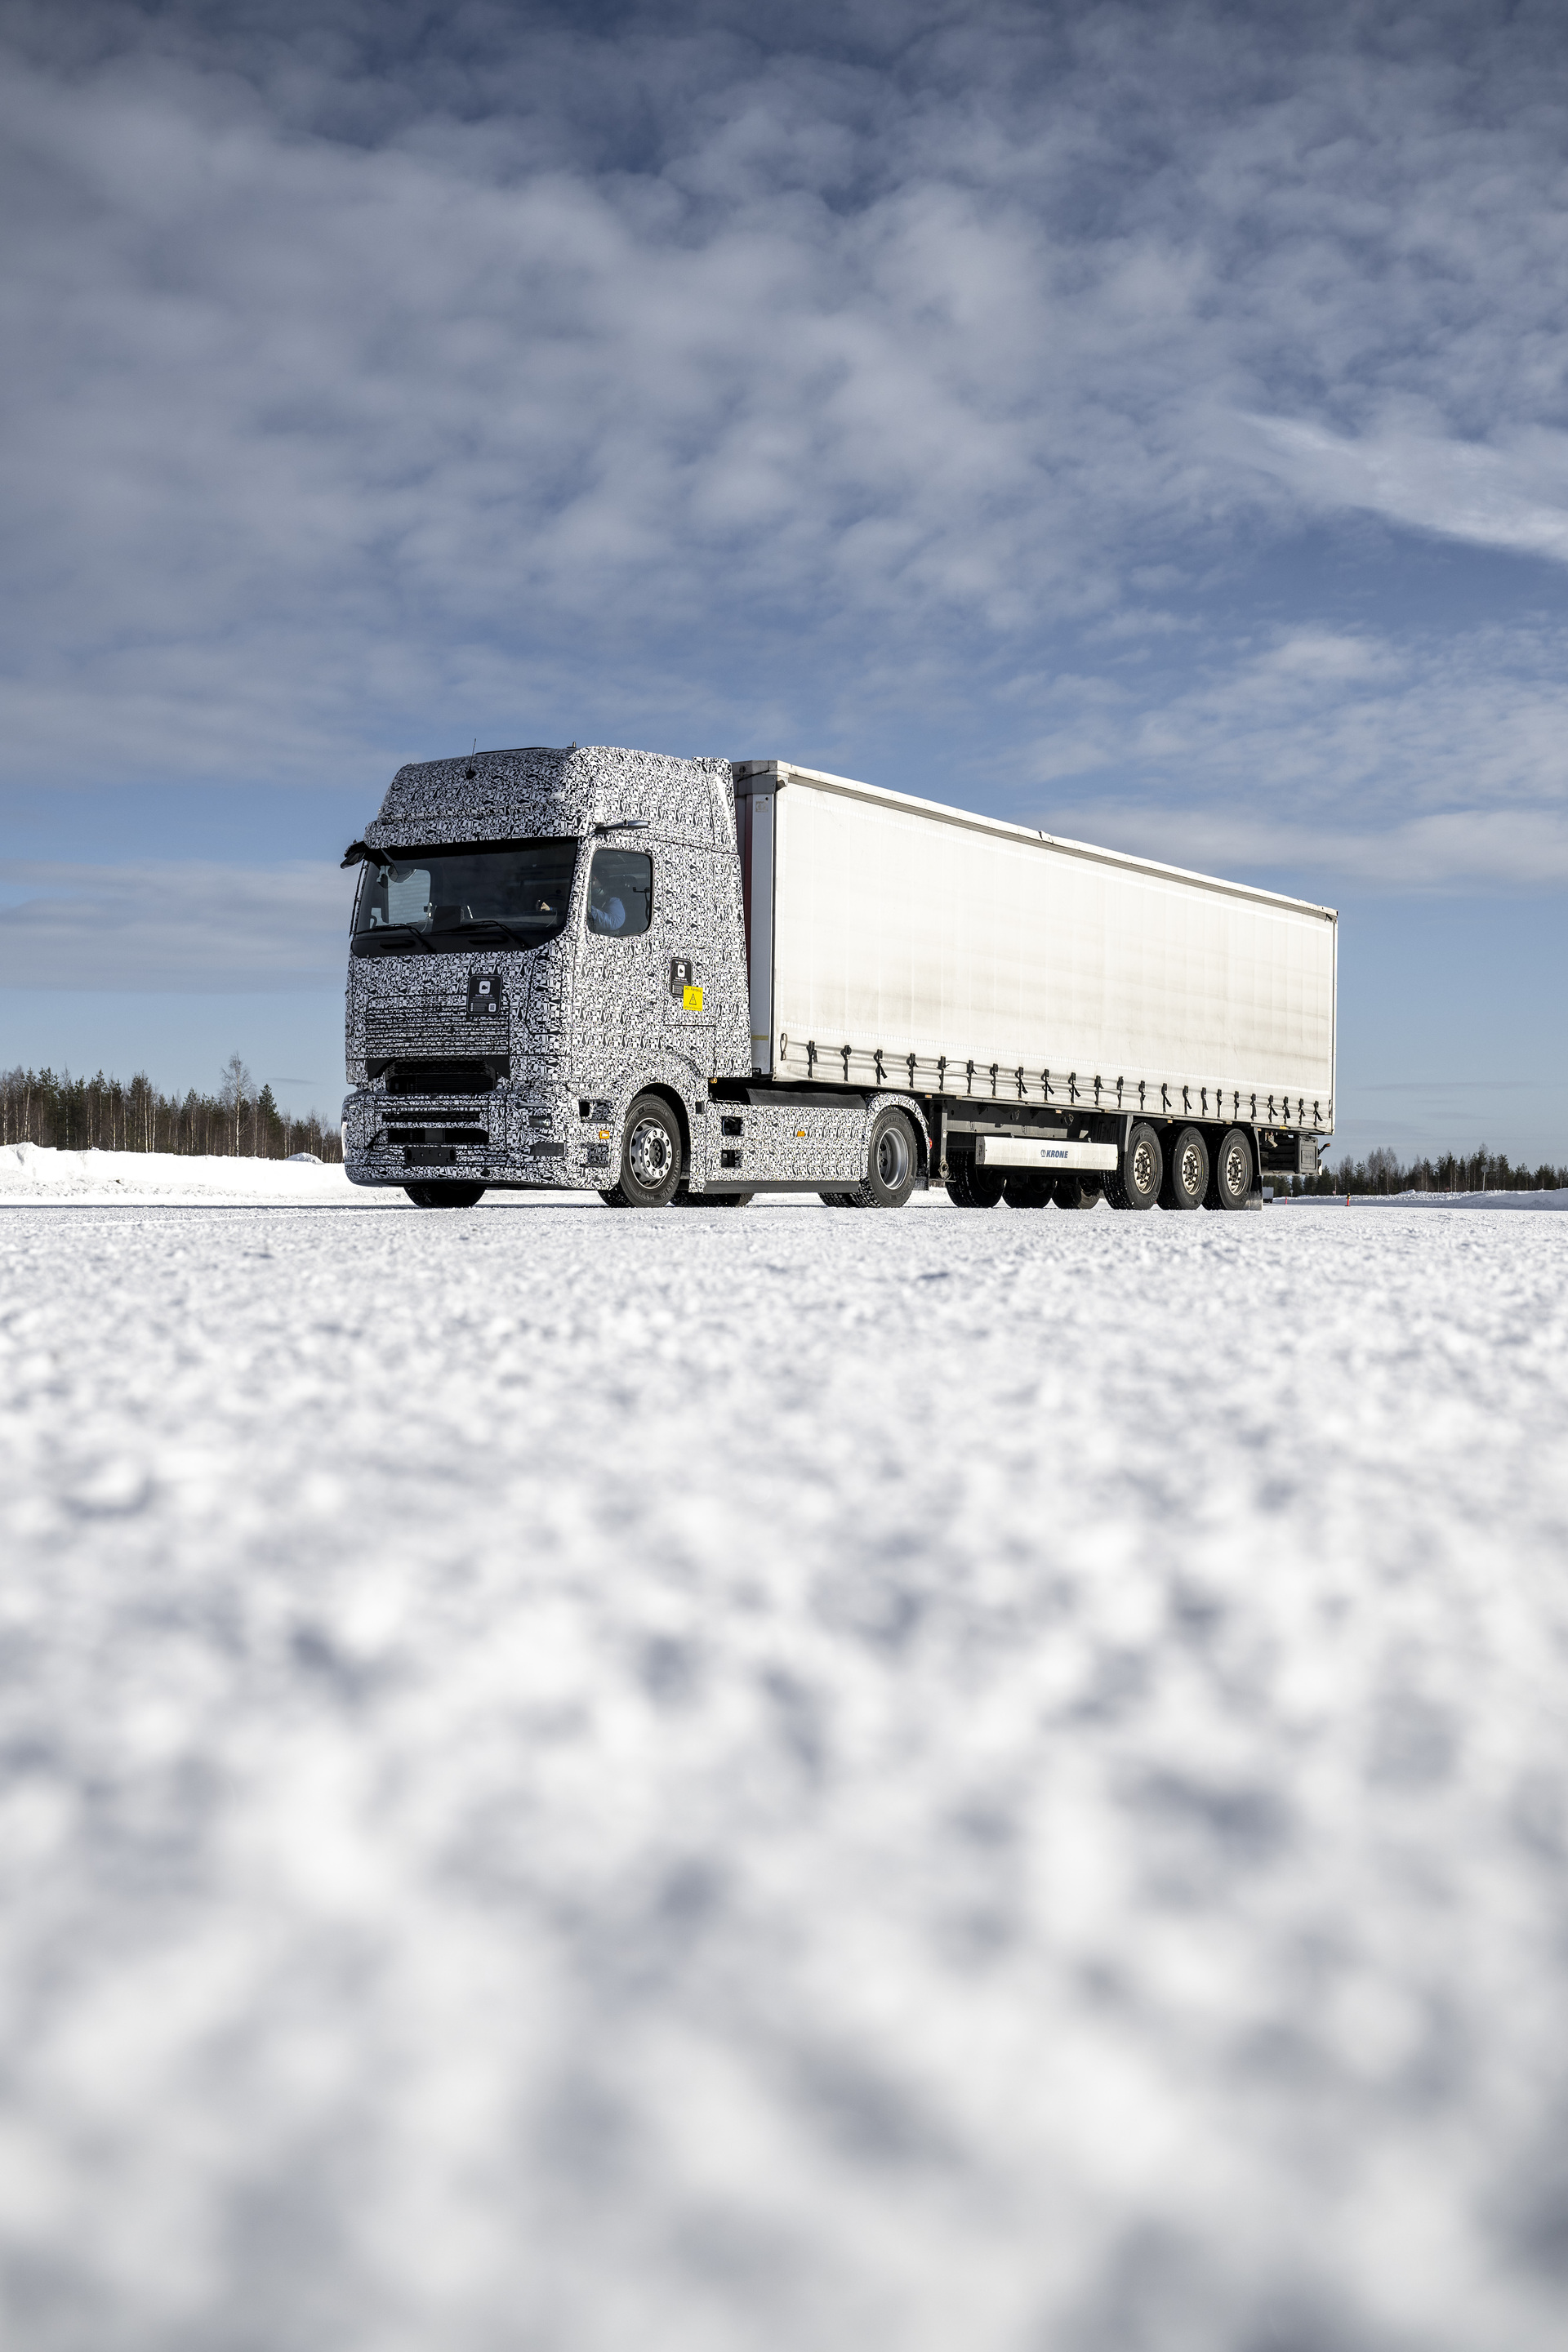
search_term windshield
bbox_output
[354,840,577,951]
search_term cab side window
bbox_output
[586,849,653,937]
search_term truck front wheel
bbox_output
[403,1183,486,1209]
[601,1093,683,1208]
[1208,1127,1254,1211]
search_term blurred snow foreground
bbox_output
[2,1194,1567,2352]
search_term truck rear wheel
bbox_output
[1208,1127,1254,1212]
[1161,1125,1209,1211]
[403,1183,486,1208]
[850,1107,919,1209]
[1107,1122,1162,1211]
[1004,1172,1054,1209]
[602,1093,683,1208]
[945,1160,1004,1208]
[1054,1174,1102,1210]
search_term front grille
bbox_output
[385,1125,488,1146]
[384,1058,501,1095]
[365,1006,477,1058]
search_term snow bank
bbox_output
[0,1140,370,1204]
[2,1203,1566,2350]
[1282,1185,1568,1211]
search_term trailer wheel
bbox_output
[1004,1173,1054,1209]
[403,1183,486,1208]
[1208,1127,1254,1212]
[1161,1125,1209,1211]
[850,1107,919,1209]
[945,1160,1004,1209]
[1054,1174,1102,1210]
[1107,1123,1162,1212]
[602,1093,683,1208]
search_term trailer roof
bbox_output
[733,759,1336,922]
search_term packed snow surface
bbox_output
[2,1195,1566,2351]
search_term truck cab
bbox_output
[341,743,761,1205]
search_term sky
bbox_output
[2,0,1566,1163]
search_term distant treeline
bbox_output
[1,1056,343,1163]
[1301,1145,1566,1196]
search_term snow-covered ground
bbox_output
[2,1196,1566,2351]
[1285,1187,1568,1213]
[0,1142,372,1205]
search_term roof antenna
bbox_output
[471,737,477,755]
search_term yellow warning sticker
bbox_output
[598,1129,610,1142]
[682,984,704,1012]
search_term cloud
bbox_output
[1021,618,1568,888]
[1236,415,1568,564]
[0,858,350,991]
[1,1,1567,890]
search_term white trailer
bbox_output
[735,760,1336,1140]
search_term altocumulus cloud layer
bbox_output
[4,0,1568,898]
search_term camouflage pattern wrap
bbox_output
[342,745,924,1197]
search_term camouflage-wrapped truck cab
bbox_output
[341,744,905,1208]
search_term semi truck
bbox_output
[341,744,1336,1212]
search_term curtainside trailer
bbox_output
[341,746,1335,1212]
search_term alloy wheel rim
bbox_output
[629,1117,671,1187]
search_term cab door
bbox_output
[579,843,658,1083]
[660,843,717,1072]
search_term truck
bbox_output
[341,744,1336,1213]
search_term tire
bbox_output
[849,1107,919,1209]
[675,1185,754,1208]
[945,1158,1004,1209]
[1054,1174,1102,1210]
[1161,1125,1209,1212]
[603,1092,683,1208]
[1208,1126,1254,1212]
[403,1182,486,1208]
[1004,1172,1054,1209]
[1107,1122,1163,1212]
[818,1192,856,1207]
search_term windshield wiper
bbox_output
[362,922,436,955]
[457,917,541,950]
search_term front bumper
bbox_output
[342,1087,604,1188]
